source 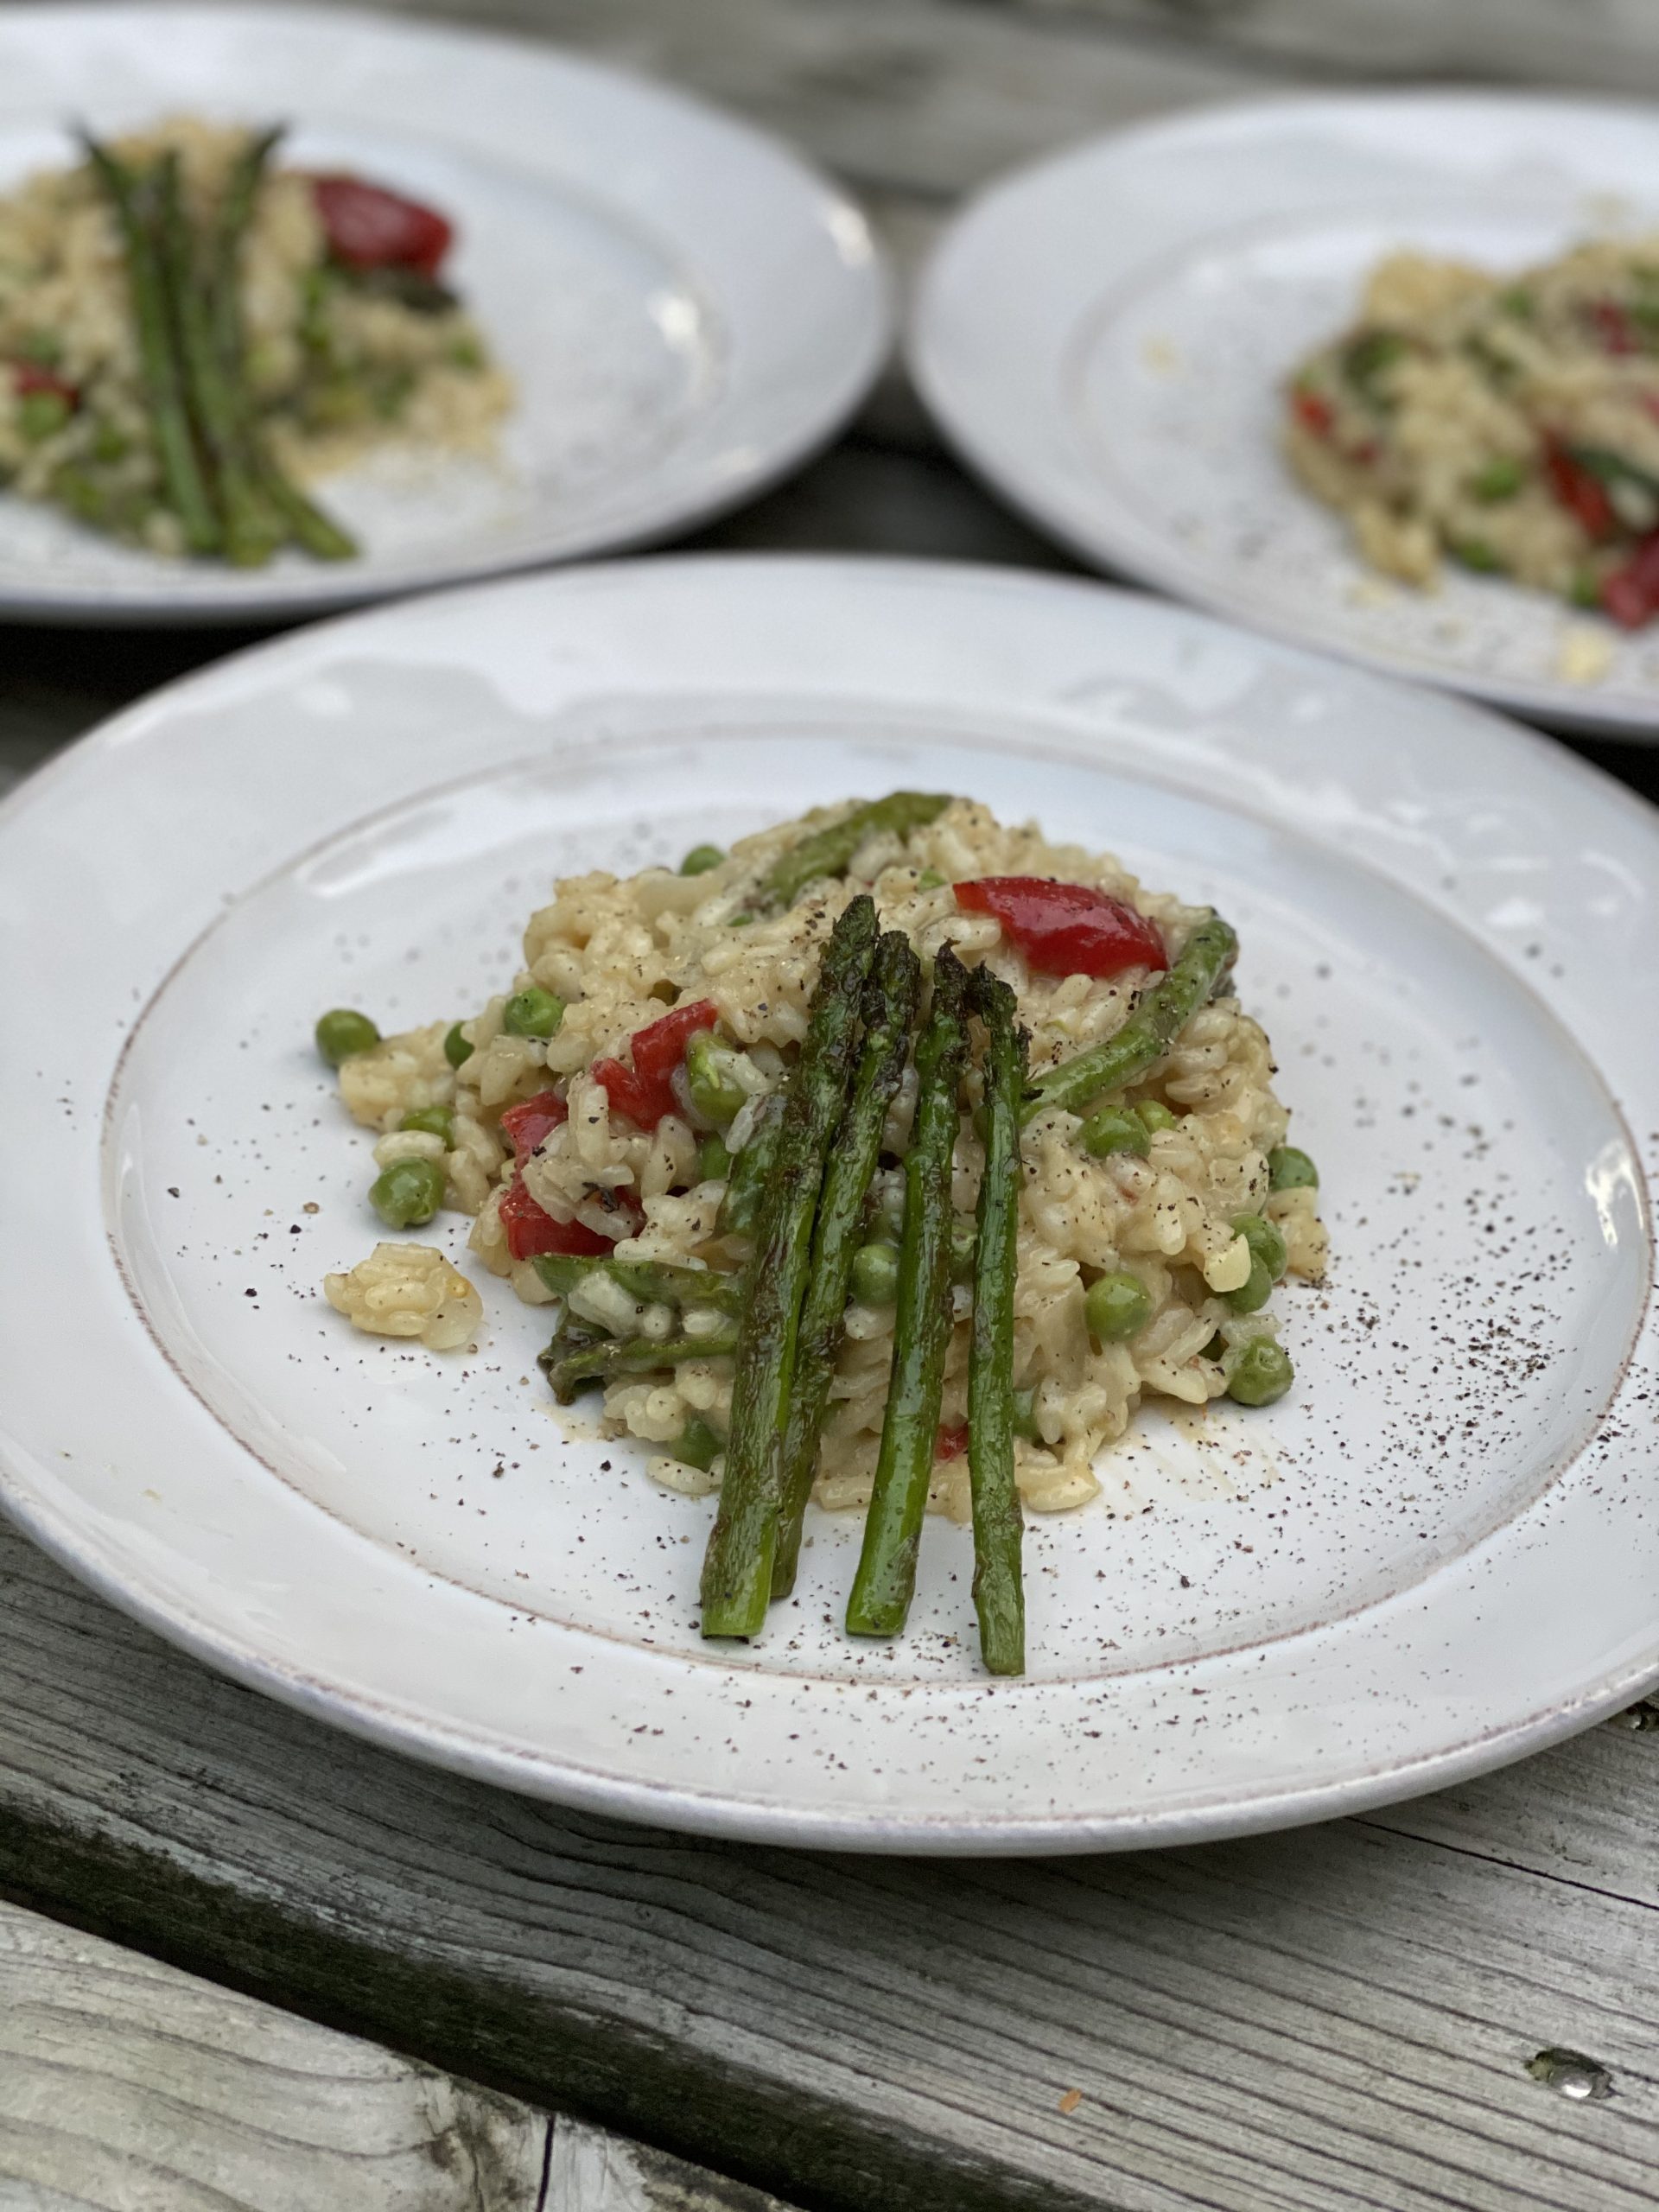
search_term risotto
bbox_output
[318,796,1325,1660]
[0,117,509,564]
[1287,239,1659,626]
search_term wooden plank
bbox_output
[985,0,1659,99]
[0,1897,548,2212]
[1359,1707,1659,1910]
[385,0,1659,208]
[0,1895,797,2211]
[350,0,1659,207]
[380,0,1281,199]
[2,1519,1656,2212]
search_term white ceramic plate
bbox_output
[3,556,1656,1851]
[911,92,1659,741]
[0,5,888,624]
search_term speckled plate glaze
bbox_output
[3,556,1656,1852]
[911,92,1659,741]
[0,6,888,625]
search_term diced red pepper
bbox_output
[499,1090,568,1166]
[954,879,1167,981]
[499,1179,613,1262]
[1602,531,1659,628]
[1290,387,1334,439]
[311,175,454,279]
[632,999,719,1085]
[935,1422,970,1463]
[1590,300,1637,357]
[11,361,78,407]
[1545,436,1618,539]
[589,1057,655,1129]
[592,998,719,1129]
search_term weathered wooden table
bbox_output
[4,5,1659,2208]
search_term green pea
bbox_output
[673,1416,721,1471]
[315,1007,380,1065]
[950,1217,978,1284]
[679,843,725,876]
[369,1156,445,1229]
[92,418,130,464]
[916,868,947,891]
[1498,286,1535,321]
[1224,1254,1274,1316]
[502,988,564,1039]
[1084,1271,1152,1344]
[1225,1339,1294,1407]
[1450,537,1503,574]
[1471,456,1524,503]
[1136,1099,1179,1133]
[1012,1384,1041,1442]
[851,1242,900,1306]
[400,1105,455,1147]
[1232,1212,1287,1283]
[698,1134,733,1183]
[684,1033,748,1128]
[443,1022,474,1069]
[1569,565,1604,610]
[18,390,70,442]
[1268,1144,1318,1192]
[1080,1106,1149,1159]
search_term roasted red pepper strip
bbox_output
[499,1179,613,1262]
[589,1058,655,1128]
[1545,437,1618,539]
[1590,300,1638,357]
[593,998,719,1128]
[311,175,454,279]
[498,1090,568,1166]
[954,879,1167,980]
[935,1421,970,1463]
[12,361,79,406]
[1289,387,1333,438]
[1602,531,1659,628]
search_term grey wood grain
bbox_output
[362,0,1659,211]
[0,1897,549,2211]
[3,1520,1656,2212]
[985,0,1659,101]
[365,0,1283,200]
[0,1894,799,2212]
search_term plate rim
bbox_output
[4,550,1658,1853]
[0,2,893,626]
[907,83,1659,743]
